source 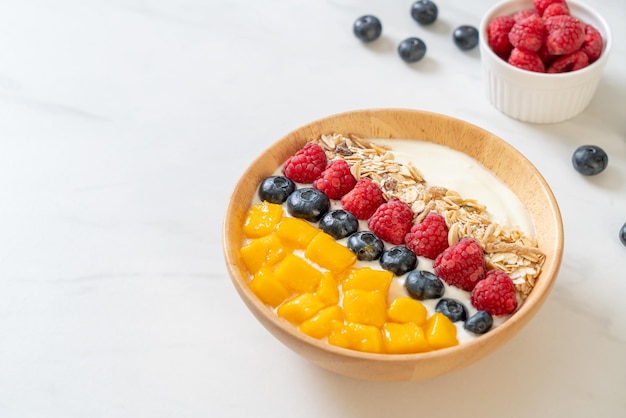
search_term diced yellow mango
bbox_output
[425,312,459,349]
[273,253,323,293]
[277,293,325,325]
[328,321,384,354]
[316,271,339,306]
[243,201,284,238]
[387,297,427,325]
[304,232,356,272]
[240,233,288,274]
[342,289,387,328]
[275,217,319,248]
[299,305,343,339]
[248,266,291,308]
[382,322,431,354]
[342,267,393,298]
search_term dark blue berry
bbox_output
[453,25,479,50]
[353,15,382,42]
[398,37,427,63]
[435,298,468,322]
[258,176,296,204]
[572,145,608,176]
[286,188,330,222]
[464,311,494,334]
[380,246,418,276]
[405,270,445,300]
[411,0,438,25]
[619,223,626,247]
[319,209,359,240]
[347,231,384,261]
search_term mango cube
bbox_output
[342,267,393,298]
[387,297,427,325]
[425,312,459,349]
[248,266,291,308]
[299,305,343,339]
[240,233,287,274]
[304,232,356,272]
[382,322,431,354]
[275,217,319,248]
[316,271,339,306]
[273,253,323,293]
[342,289,387,328]
[277,293,325,325]
[328,321,384,354]
[243,201,284,238]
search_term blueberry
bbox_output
[258,176,296,204]
[405,270,445,300]
[286,188,330,222]
[353,15,382,42]
[572,145,608,176]
[453,25,479,50]
[410,0,438,25]
[319,209,359,239]
[347,231,384,261]
[435,298,468,322]
[619,223,626,247]
[380,246,418,276]
[398,37,427,63]
[464,311,494,335]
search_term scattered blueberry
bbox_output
[398,37,427,63]
[258,176,296,204]
[411,0,438,25]
[405,270,445,300]
[620,223,626,247]
[319,209,359,239]
[453,25,479,50]
[286,188,330,222]
[572,145,608,176]
[435,298,468,322]
[347,231,384,261]
[353,15,382,42]
[464,311,494,334]
[379,246,418,276]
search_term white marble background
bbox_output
[0,0,624,417]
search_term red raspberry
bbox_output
[340,178,385,220]
[508,13,544,52]
[508,48,546,72]
[312,159,357,199]
[283,143,327,184]
[537,45,556,67]
[433,238,486,291]
[581,24,603,63]
[404,212,449,260]
[547,50,589,73]
[542,2,569,19]
[487,15,516,58]
[367,199,414,245]
[544,15,585,55]
[513,9,537,23]
[533,0,565,16]
[470,270,518,316]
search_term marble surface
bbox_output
[1,0,625,416]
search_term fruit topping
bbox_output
[452,25,479,51]
[424,312,458,349]
[404,270,445,300]
[464,311,494,335]
[319,209,359,240]
[404,212,450,260]
[470,270,518,316]
[283,143,327,183]
[368,199,414,245]
[243,201,284,239]
[397,37,427,63]
[434,238,486,291]
[379,245,418,276]
[435,298,469,322]
[313,159,357,199]
[347,231,384,261]
[410,0,438,25]
[353,15,383,43]
[572,145,608,176]
[304,232,356,272]
[258,175,296,204]
[341,178,386,220]
[286,187,330,222]
[387,297,428,324]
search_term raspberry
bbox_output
[508,13,544,52]
[313,159,357,199]
[547,50,589,73]
[433,238,486,291]
[508,48,546,72]
[487,15,515,57]
[340,178,385,220]
[513,9,537,23]
[367,199,414,245]
[581,24,603,63]
[283,143,327,184]
[544,15,585,55]
[542,2,569,19]
[470,270,518,316]
[533,0,565,16]
[537,45,556,67]
[404,212,449,260]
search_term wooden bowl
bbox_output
[222,109,563,381]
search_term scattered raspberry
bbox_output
[283,143,327,184]
[544,15,585,55]
[340,178,385,220]
[508,13,544,52]
[581,24,603,63]
[470,270,518,316]
[508,48,546,72]
[513,9,537,23]
[487,15,516,57]
[533,0,565,16]
[542,2,569,19]
[404,212,449,260]
[547,50,589,73]
[367,199,414,245]
[312,159,357,199]
[433,238,486,291]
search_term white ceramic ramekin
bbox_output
[479,0,612,124]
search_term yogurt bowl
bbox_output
[222,109,563,381]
